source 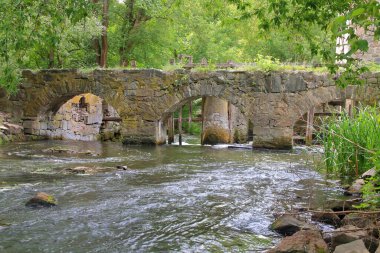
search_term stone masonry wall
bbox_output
[2,69,379,149]
[229,104,248,144]
[22,93,120,141]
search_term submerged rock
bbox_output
[64,165,127,175]
[268,230,328,253]
[311,209,341,227]
[116,165,128,170]
[333,239,369,253]
[270,214,316,236]
[25,192,57,208]
[42,147,99,156]
[0,221,11,231]
[64,166,112,174]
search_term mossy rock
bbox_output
[25,192,57,208]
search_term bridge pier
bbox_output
[252,126,293,150]
[201,97,230,145]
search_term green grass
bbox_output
[322,106,380,179]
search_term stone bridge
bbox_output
[0,69,379,149]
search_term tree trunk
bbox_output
[100,0,109,68]
[92,0,101,66]
[119,0,135,67]
[48,49,54,68]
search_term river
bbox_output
[0,140,341,252]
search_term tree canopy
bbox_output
[0,0,378,92]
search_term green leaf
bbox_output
[356,39,369,52]
[350,7,365,18]
[331,15,347,34]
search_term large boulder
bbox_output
[25,192,57,208]
[333,239,369,253]
[325,198,362,212]
[311,209,341,227]
[342,213,377,228]
[270,214,316,236]
[268,230,328,253]
[331,225,378,252]
[331,225,367,248]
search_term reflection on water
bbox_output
[0,140,341,252]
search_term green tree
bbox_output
[0,0,100,92]
[229,0,379,86]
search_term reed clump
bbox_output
[323,106,380,179]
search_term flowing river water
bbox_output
[0,139,342,252]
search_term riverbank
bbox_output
[268,168,380,252]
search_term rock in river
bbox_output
[311,209,341,227]
[64,166,128,175]
[270,214,316,236]
[330,225,379,252]
[42,147,99,156]
[25,192,57,208]
[333,239,369,253]
[64,166,111,175]
[268,230,328,253]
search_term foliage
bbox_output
[0,60,21,95]
[0,0,99,92]
[323,107,380,178]
[0,0,337,93]
[228,0,380,87]
[174,98,202,135]
[253,54,280,72]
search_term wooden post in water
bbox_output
[179,106,183,146]
[188,101,192,133]
[168,114,174,144]
[305,107,315,146]
[201,97,205,144]
[228,102,232,143]
[345,99,353,117]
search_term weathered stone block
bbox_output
[61,120,68,130]
[40,122,48,130]
[23,120,38,129]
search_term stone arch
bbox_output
[23,92,123,141]
[18,71,125,140]
[286,85,357,145]
[156,77,252,122]
[153,77,253,144]
[288,86,350,129]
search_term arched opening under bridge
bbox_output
[24,93,122,141]
[158,96,253,146]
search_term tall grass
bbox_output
[323,106,380,179]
